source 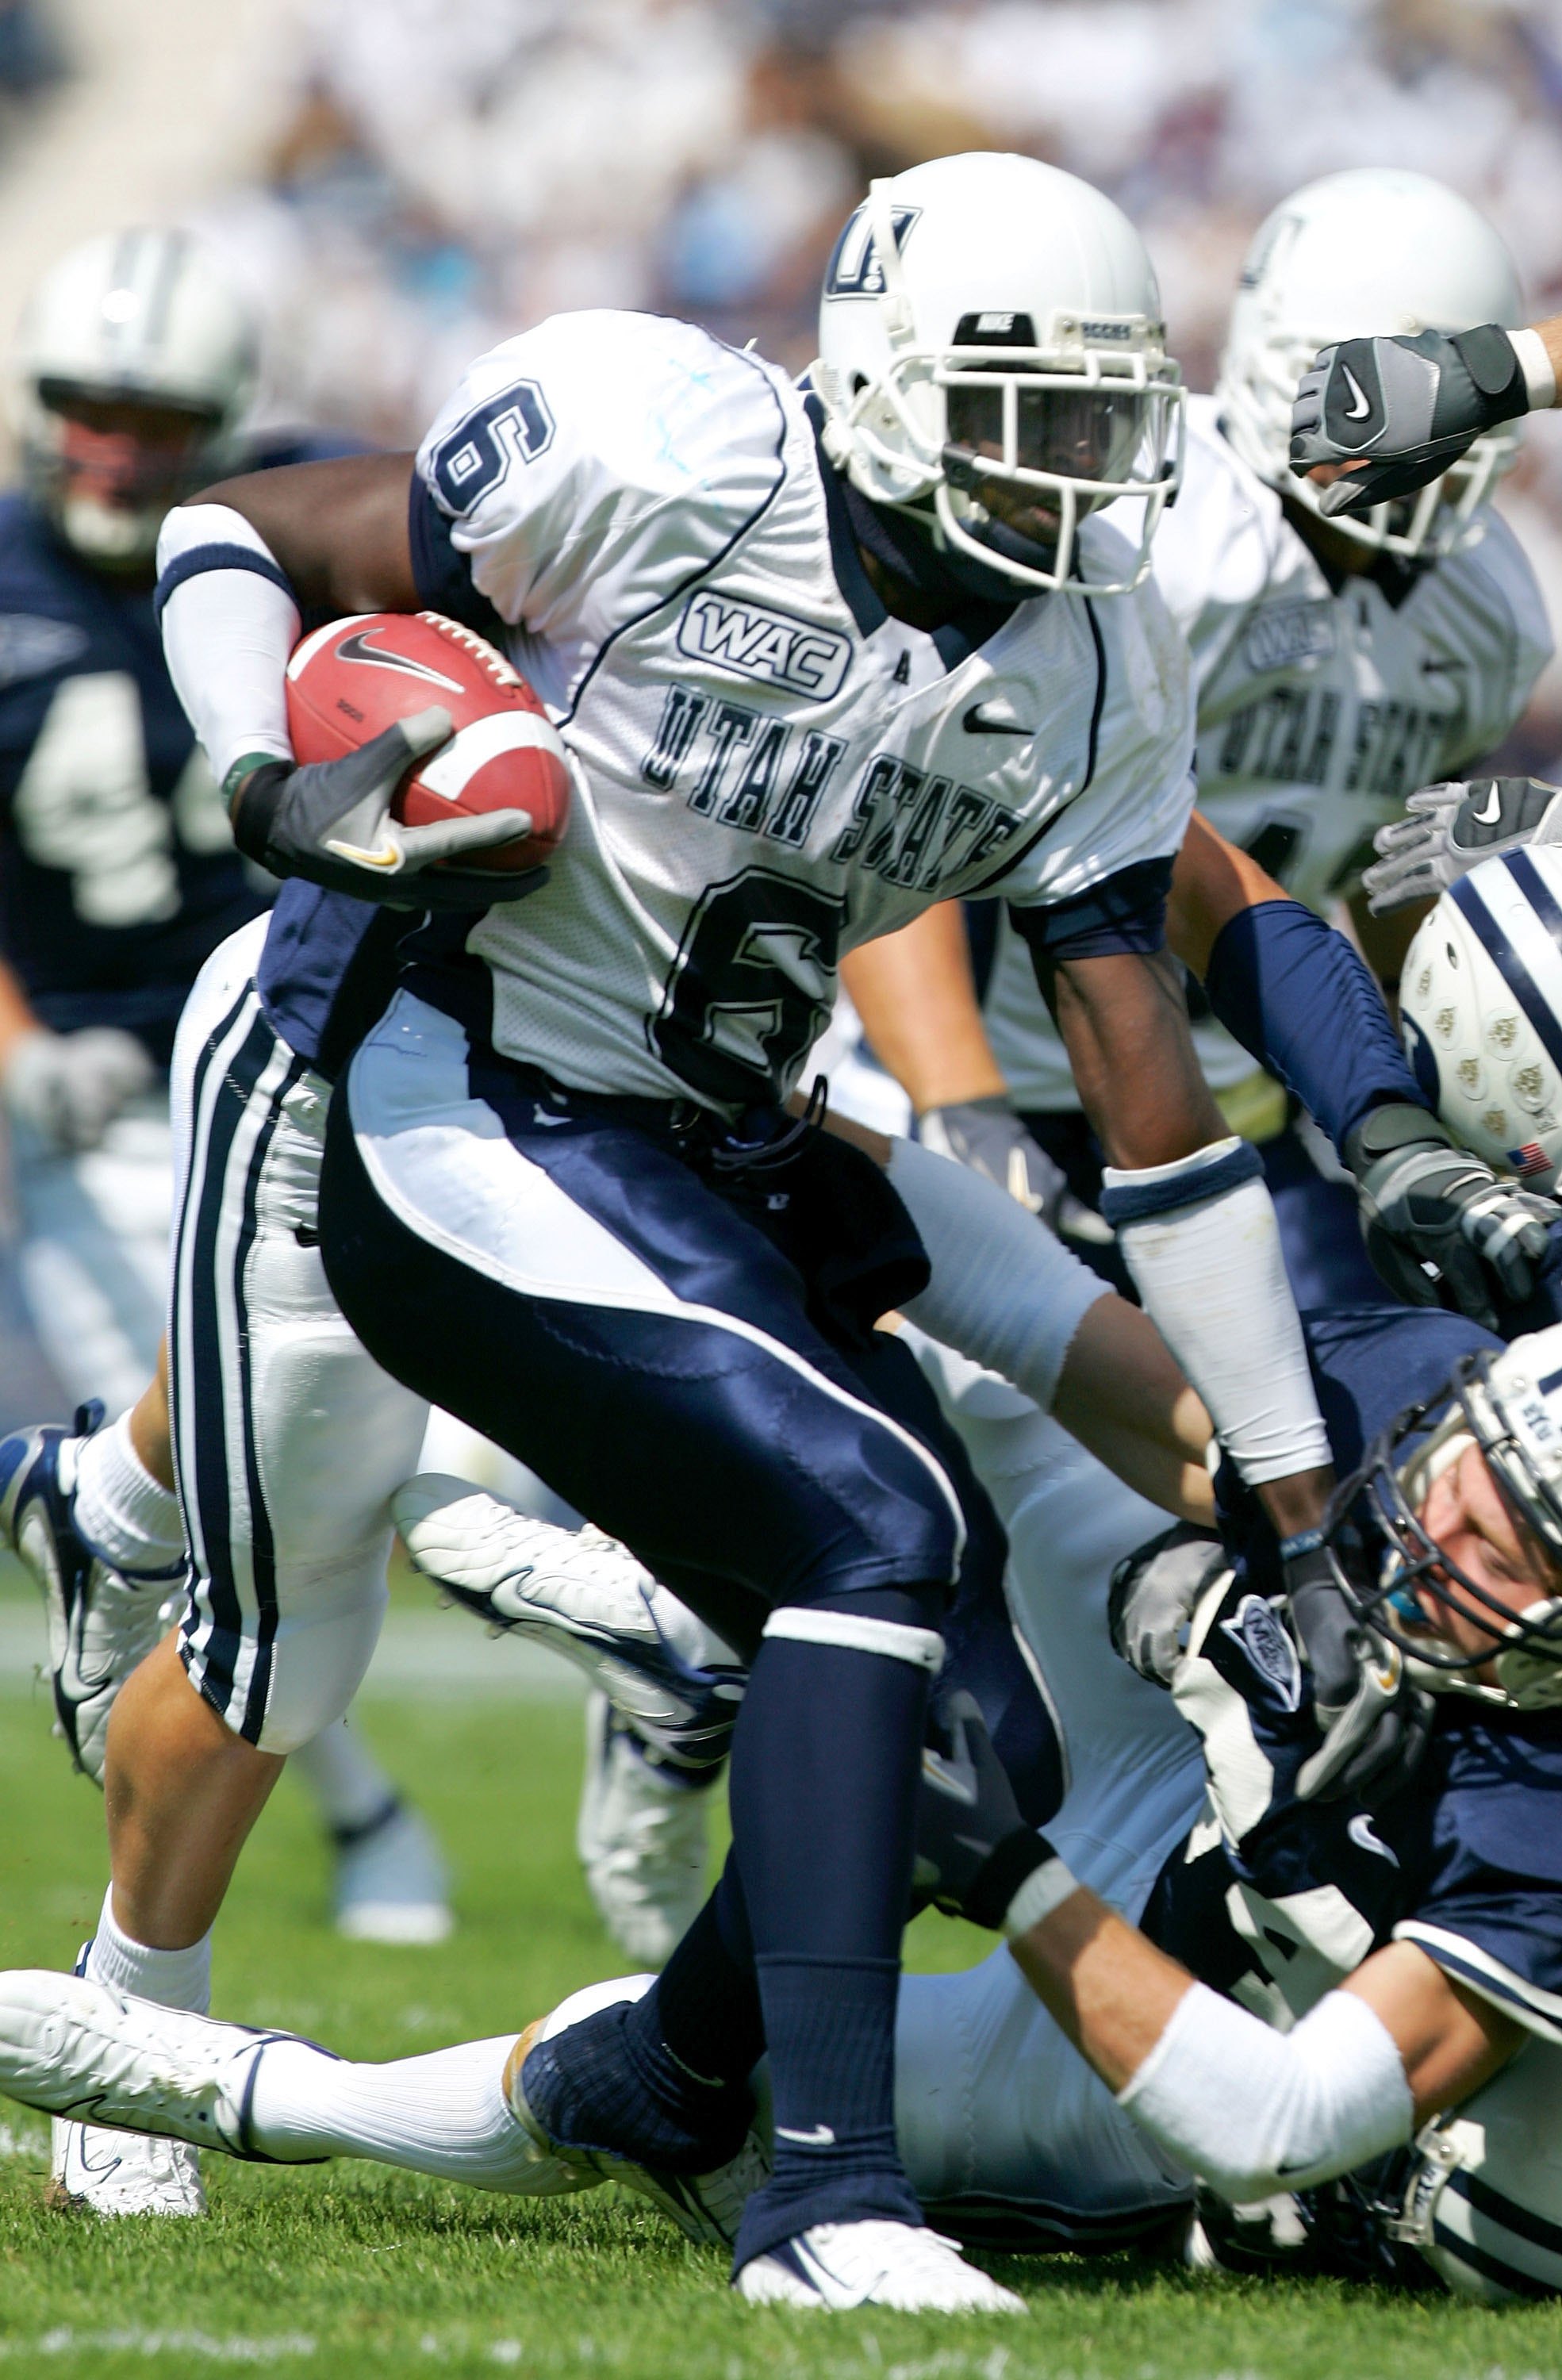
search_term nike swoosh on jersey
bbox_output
[1341,366,1373,423]
[775,2123,836,2148]
[336,630,465,694]
[962,703,1034,737]
[531,1109,571,1127]
[1347,1810,1399,1864]
[1473,782,1503,826]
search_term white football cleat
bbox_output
[393,1478,743,1767]
[333,1802,453,1944]
[578,1692,716,1967]
[0,1970,297,2215]
[0,1407,182,1784]
[505,1974,770,2247]
[735,2221,1027,2313]
[49,2117,205,2217]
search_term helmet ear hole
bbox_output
[851,374,868,397]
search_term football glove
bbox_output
[1288,325,1529,516]
[1108,1522,1231,1689]
[918,1096,1112,1244]
[1362,775,1562,916]
[915,1689,1051,1926]
[1344,1100,1553,1330]
[3,1026,154,1155]
[1286,1542,1432,1806]
[227,708,542,911]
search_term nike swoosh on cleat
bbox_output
[1341,365,1372,422]
[962,703,1034,737]
[1473,782,1503,825]
[775,2123,836,2148]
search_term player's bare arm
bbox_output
[190,451,419,616]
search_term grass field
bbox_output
[4,1584,1562,2379]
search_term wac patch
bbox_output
[677,593,851,701]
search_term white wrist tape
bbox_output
[1119,1982,1413,2202]
[156,504,301,785]
[1510,325,1556,411]
[888,1135,1110,1413]
[1102,1142,1330,1488]
[1004,1854,1079,1939]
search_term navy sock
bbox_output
[523,1865,762,2174]
[727,1587,936,2268]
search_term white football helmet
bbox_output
[1392,2040,1562,2301]
[1399,847,1562,1196]
[1217,167,1525,559]
[812,152,1184,596]
[13,229,257,568]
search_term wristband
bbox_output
[1278,1527,1326,1561]
[1511,325,1556,412]
[1004,1852,1080,1940]
[228,760,290,868]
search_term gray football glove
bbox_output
[1287,1545,1432,1806]
[1363,776,1562,916]
[1344,1101,1553,1330]
[2,1026,153,1155]
[1289,325,1528,516]
[915,1689,1057,1927]
[228,708,541,911]
[918,1096,1112,1245]
[1107,1523,1230,1688]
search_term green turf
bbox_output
[3,1686,1562,2379]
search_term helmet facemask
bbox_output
[1323,1348,1562,1710]
[814,174,1184,597]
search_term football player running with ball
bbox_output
[129,152,1393,2309]
[841,168,1554,1326]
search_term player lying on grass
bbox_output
[6,1171,1562,2305]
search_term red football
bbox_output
[285,610,570,873]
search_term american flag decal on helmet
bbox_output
[1509,1142,1550,1176]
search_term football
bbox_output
[284,610,571,873]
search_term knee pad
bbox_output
[250,1572,390,1753]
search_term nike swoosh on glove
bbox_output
[1344,1101,1554,1330]
[228,708,543,911]
[1362,776,1562,915]
[918,1096,1112,1246]
[1288,325,1527,514]
[1286,1546,1432,1806]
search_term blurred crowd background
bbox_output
[8,0,1562,708]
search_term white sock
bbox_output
[290,1718,398,1836]
[72,1413,185,1580]
[83,1885,212,2014]
[247,2036,542,2188]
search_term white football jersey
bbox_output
[984,391,1553,1112]
[412,310,1194,1110]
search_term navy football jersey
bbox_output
[1146,1301,1562,2047]
[0,435,356,1065]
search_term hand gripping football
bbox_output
[285,611,571,873]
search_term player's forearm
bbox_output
[0,955,40,1068]
[1527,313,1562,402]
[839,905,1007,1111]
[1008,1892,1414,2198]
[1050,1294,1215,1525]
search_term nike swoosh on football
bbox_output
[962,703,1034,737]
[335,630,465,694]
[775,2123,836,2147]
[1473,782,1503,826]
[1341,365,1373,423]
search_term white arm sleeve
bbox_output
[1118,1982,1414,2202]
[156,505,300,785]
[888,1135,1110,1413]
[1104,1144,1331,1487]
